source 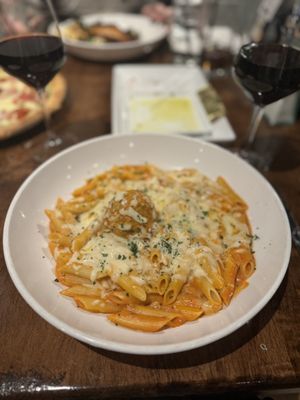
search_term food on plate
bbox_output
[45,164,256,332]
[129,96,202,134]
[62,20,138,43]
[0,69,66,140]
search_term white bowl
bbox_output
[3,134,291,355]
[51,13,168,62]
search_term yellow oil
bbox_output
[129,96,201,134]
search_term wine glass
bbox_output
[232,6,300,170]
[0,0,65,160]
[200,0,244,77]
[169,0,210,65]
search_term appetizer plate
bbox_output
[50,13,168,62]
[112,64,236,141]
[3,134,291,355]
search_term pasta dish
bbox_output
[62,20,138,43]
[45,164,256,332]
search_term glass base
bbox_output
[33,131,65,163]
[47,136,62,148]
[234,148,272,171]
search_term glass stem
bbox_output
[243,105,264,149]
[37,88,62,148]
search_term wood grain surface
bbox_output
[0,44,299,399]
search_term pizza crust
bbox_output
[0,73,67,140]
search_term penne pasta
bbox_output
[198,256,224,290]
[217,176,248,210]
[60,263,107,282]
[220,252,239,306]
[108,308,175,332]
[46,164,256,332]
[194,276,222,307]
[71,219,102,251]
[105,290,141,305]
[64,200,97,215]
[163,278,185,305]
[61,284,103,298]
[74,295,122,313]
[172,304,204,321]
[116,275,147,302]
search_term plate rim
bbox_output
[3,133,291,355]
[111,64,236,142]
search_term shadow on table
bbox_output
[242,134,300,172]
[267,135,300,171]
[0,122,45,149]
[0,116,110,155]
[89,270,288,369]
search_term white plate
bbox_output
[3,134,291,355]
[112,64,236,141]
[51,13,168,62]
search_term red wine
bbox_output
[0,34,65,89]
[234,42,300,106]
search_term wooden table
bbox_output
[1,45,300,399]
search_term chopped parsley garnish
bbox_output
[160,238,172,254]
[173,249,180,257]
[128,241,138,257]
[246,233,260,241]
[98,260,106,270]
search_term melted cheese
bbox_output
[57,165,254,288]
[119,207,148,224]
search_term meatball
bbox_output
[103,190,157,238]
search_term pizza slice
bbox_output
[0,68,66,140]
